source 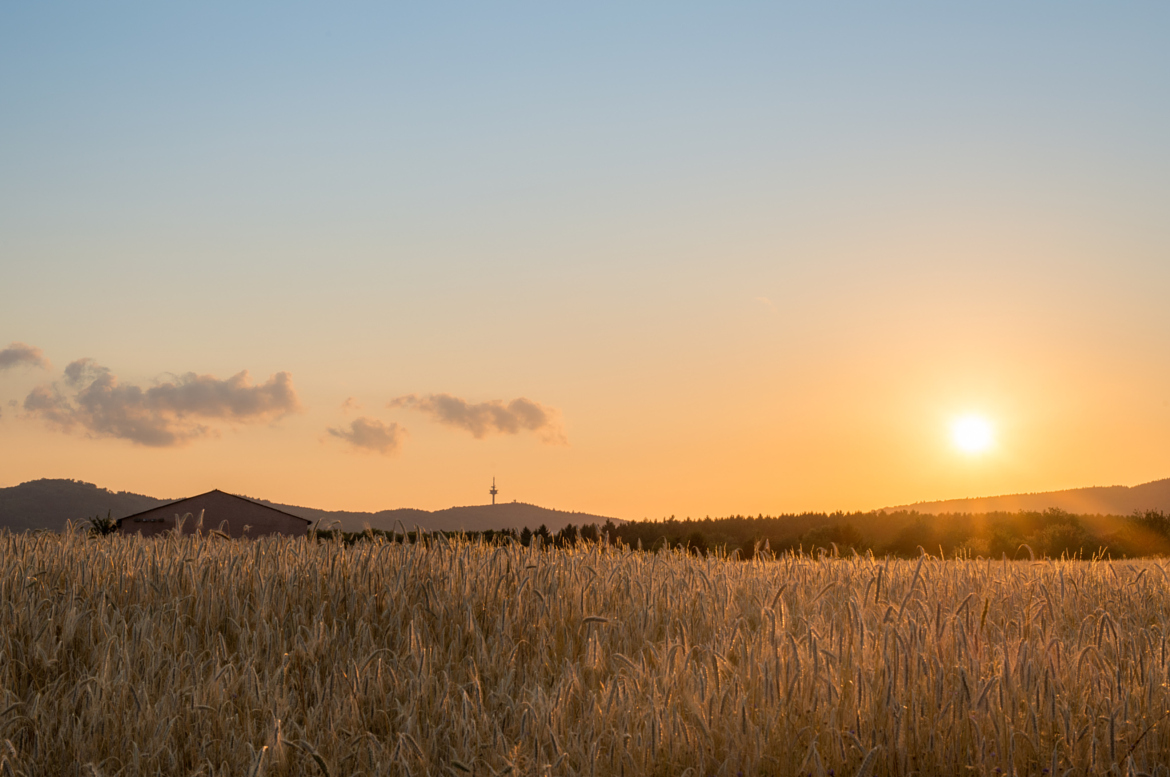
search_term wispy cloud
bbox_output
[24,359,301,447]
[0,342,50,371]
[341,396,362,414]
[389,393,565,443]
[328,417,405,455]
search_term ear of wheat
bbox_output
[1,527,1167,775]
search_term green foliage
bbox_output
[85,510,118,537]
[609,506,1149,559]
[886,519,938,558]
[1132,509,1170,537]
[554,523,578,547]
[1099,510,1170,558]
[801,522,866,555]
[684,530,708,555]
[1033,522,1091,559]
[289,506,1168,560]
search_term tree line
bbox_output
[91,506,1170,558]
[612,508,1170,558]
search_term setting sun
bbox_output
[951,415,994,454]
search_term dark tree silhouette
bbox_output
[85,510,117,537]
[554,523,578,547]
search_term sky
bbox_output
[2,4,1169,519]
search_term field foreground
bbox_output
[1,533,1170,775]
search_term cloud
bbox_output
[388,393,565,443]
[0,343,50,371]
[328,417,405,455]
[63,357,108,386]
[341,396,362,414]
[24,359,301,447]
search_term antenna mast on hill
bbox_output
[490,477,498,506]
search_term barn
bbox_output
[116,490,311,539]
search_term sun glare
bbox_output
[951,415,994,454]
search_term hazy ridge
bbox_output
[4,476,1170,536]
[0,479,168,533]
[882,478,1170,515]
[0,479,620,534]
[253,498,623,534]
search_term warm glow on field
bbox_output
[951,415,994,454]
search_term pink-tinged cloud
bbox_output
[24,359,301,447]
[388,393,565,443]
[0,342,50,371]
[327,417,405,455]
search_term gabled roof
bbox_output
[115,489,312,526]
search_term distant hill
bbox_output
[883,478,1170,516]
[0,479,169,533]
[253,499,621,534]
[0,479,620,534]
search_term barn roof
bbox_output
[115,489,312,526]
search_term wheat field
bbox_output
[2,529,1169,776]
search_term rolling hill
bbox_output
[883,478,1170,515]
[0,479,620,534]
[0,479,169,533]
[253,499,621,534]
[6,476,1168,537]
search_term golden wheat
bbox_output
[1,528,1169,776]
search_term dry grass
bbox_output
[2,529,1170,776]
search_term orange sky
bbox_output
[2,5,1169,519]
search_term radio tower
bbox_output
[490,477,498,505]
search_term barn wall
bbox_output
[119,491,308,538]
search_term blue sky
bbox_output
[2,4,1169,515]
